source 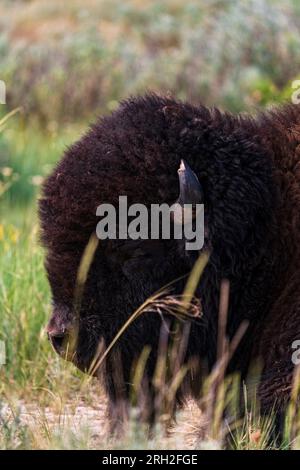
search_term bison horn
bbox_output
[172,160,203,224]
[177,159,203,206]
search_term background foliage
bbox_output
[1,0,300,124]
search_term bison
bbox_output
[39,94,300,435]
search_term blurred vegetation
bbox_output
[1,0,300,125]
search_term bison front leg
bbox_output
[102,346,158,437]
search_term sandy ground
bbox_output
[2,397,207,449]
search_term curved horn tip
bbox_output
[176,159,202,206]
[178,159,186,172]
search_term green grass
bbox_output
[0,117,88,400]
[0,122,102,449]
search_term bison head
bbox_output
[39,94,276,383]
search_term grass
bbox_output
[0,115,92,422]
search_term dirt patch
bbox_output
[2,398,206,449]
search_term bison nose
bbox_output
[47,326,69,353]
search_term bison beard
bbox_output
[39,94,300,435]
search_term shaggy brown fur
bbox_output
[39,94,300,430]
